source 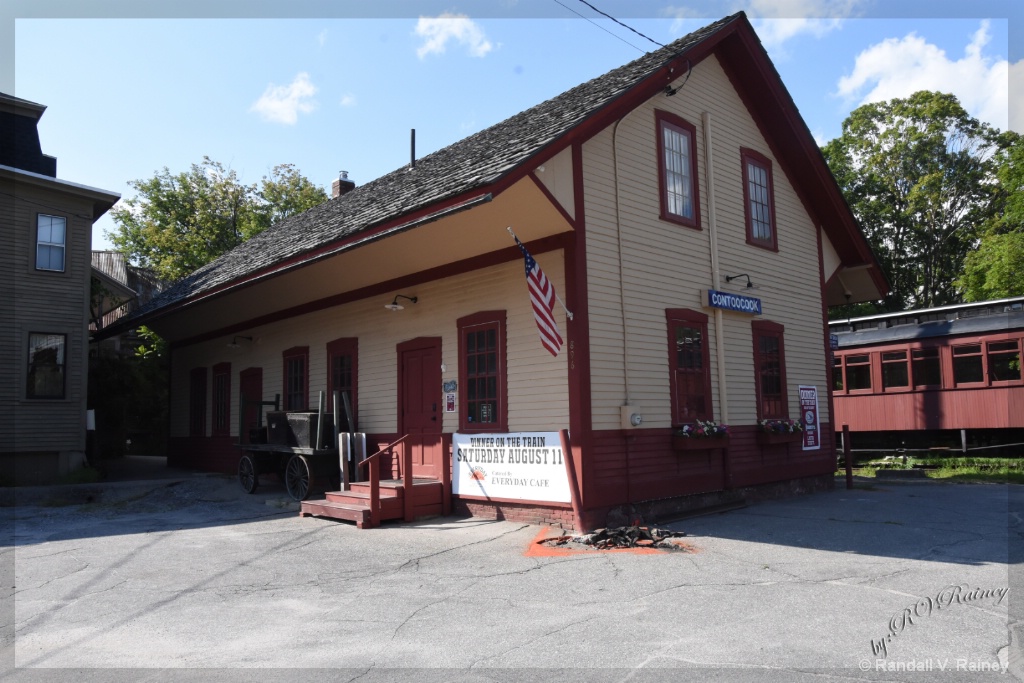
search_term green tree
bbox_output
[822,91,1009,313]
[108,157,327,281]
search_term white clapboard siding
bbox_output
[582,54,828,431]
[171,257,570,438]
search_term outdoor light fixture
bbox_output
[384,295,418,311]
[227,335,253,349]
[725,273,755,289]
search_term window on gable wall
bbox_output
[741,148,777,251]
[282,346,309,411]
[458,311,507,432]
[212,362,231,436]
[36,214,66,272]
[752,321,787,419]
[656,110,700,228]
[667,309,712,423]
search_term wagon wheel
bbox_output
[285,455,314,501]
[238,454,259,494]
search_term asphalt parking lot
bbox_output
[2,474,1019,682]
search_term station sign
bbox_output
[702,289,762,315]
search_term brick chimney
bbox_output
[332,170,355,198]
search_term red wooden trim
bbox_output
[171,233,572,349]
[326,337,358,427]
[282,345,309,411]
[456,311,508,433]
[527,171,577,229]
[816,219,837,458]
[396,337,443,482]
[559,428,585,531]
[211,362,231,436]
[567,141,594,507]
[655,110,702,229]
[740,147,778,252]
[665,308,713,423]
[751,320,789,419]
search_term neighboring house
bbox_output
[102,13,885,527]
[90,250,166,355]
[830,297,1024,454]
[1,92,119,484]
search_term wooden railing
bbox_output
[358,434,410,527]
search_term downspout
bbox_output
[702,111,729,424]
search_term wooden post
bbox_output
[369,457,380,528]
[315,391,325,451]
[559,429,585,532]
[402,440,414,522]
[843,424,853,490]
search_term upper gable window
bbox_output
[741,148,777,251]
[656,111,700,228]
[36,214,66,272]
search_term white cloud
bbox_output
[665,0,862,52]
[1009,58,1023,134]
[318,29,328,48]
[250,72,318,125]
[836,21,1010,131]
[340,93,356,108]
[414,13,493,59]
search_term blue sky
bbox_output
[5,0,1021,250]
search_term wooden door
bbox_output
[239,367,263,444]
[398,338,443,479]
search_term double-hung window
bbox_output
[458,311,507,432]
[656,111,700,228]
[667,309,712,423]
[327,338,358,432]
[189,367,207,436]
[27,333,66,399]
[212,362,231,436]
[751,320,787,419]
[741,148,777,250]
[282,346,309,411]
[36,214,66,272]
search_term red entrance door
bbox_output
[398,338,443,480]
[239,367,263,444]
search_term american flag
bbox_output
[514,235,563,357]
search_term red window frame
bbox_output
[880,350,911,393]
[911,347,942,388]
[282,346,309,411]
[751,320,788,420]
[655,110,701,229]
[987,339,1022,385]
[327,337,358,432]
[457,311,508,433]
[211,362,231,436]
[189,367,207,437]
[951,343,985,387]
[741,148,777,251]
[666,309,713,424]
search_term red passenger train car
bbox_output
[829,297,1024,454]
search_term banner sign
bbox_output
[702,289,763,315]
[799,385,821,451]
[452,432,571,503]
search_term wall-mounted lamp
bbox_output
[385,294,418,311]
[724,273,755,289]
[227,335,253,349]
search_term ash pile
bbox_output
[540,526,688,551]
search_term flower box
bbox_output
[672,435,730,452]
[757,431,802,446]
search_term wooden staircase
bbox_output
[299,434,450,529]
[300,479,445,528]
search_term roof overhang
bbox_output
[0,164,120,220]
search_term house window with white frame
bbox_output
[36,214,66,272]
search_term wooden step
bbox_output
[299,499,373,528]
[326,490,403,516]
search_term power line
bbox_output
[552,0,645,53]
[575,0,666,49]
